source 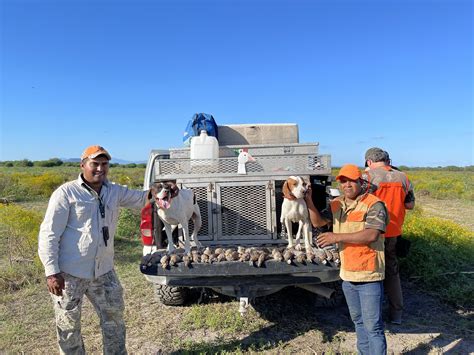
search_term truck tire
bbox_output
[154,284,191,306]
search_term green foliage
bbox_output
[0,204,44,291]
[34,158,63,167]
[17,159,34,167]
[63,161,81,167]
[401,208,474,308]
[407,171,474,200]
[116,208,141,239]
[0,171,66,201]
[182,303,266,334]
[0,166,146,202]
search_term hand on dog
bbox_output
[317,232,338,248]
[47,273,65,296]
[304,184,314,206]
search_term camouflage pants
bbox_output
[50,270,126,355]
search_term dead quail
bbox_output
[256,251,267,267]
[306,250,316,264]
[271,248,284,262]
[160,254,170,269]
[249,248,260,266]
[191,250,201,263]
[203,247,213,256]
[200,253,209,263]
[294,250,306,264]
[215,248,226,262]
[283,248,295,265]
[239,249,251,262]
[324,248,333,261]
[312,247,328,265]
[182,254,192,267]
[169,253,181,266]
[225,249,239,261]
[207,252,217,263]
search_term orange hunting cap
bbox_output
[81,145,111,161]
[336,164,362,181]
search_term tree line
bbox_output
[0,159,146,168]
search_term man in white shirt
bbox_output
[38,145,149,355]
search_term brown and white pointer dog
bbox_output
[151,181,202,254]
[280,176,313,251]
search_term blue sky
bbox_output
[1,0,472,167]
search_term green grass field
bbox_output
[0,166,473,353]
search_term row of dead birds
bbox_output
[147,246,340,269]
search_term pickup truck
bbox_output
[138,124,341,314]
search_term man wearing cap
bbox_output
[364,147,415,325]
[305,164,388,354]
[38,145,150,354]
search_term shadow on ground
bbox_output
[169,279,473,354]
[170,285,354,354]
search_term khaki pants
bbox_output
[384,237,403,321]
[50,270,126,355]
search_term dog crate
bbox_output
[146,143,332,246]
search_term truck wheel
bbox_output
[154,284,191,306]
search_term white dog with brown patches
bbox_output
[152,181,202,254]
[280,176,313,251]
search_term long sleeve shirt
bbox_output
[38,174,148,279]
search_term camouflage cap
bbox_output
[365,147,390,163]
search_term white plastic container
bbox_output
[190,130,219,165]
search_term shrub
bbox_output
[14,159,34,167]
[0,204,44,291]
[116,208,141,239]
[34,158,63,167]
[0,171,66,201]
[401,208,474,308]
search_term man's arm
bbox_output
[304,185,331,228]
[38,189,69,295]
[317,228,380,248]
[404,174,415,210]
[117,184,150,208]
[404,190,415,210]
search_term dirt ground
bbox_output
[117,277,474,354]
[416,195,474,231]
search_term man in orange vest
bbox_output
[306,164,388,354]
[364,147,415,325]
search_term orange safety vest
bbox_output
[331,193,385,282]
[367,166,410,237]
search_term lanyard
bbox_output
[82,183,109,246]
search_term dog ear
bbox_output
[170,182,179,198]
[282,180,291,198]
